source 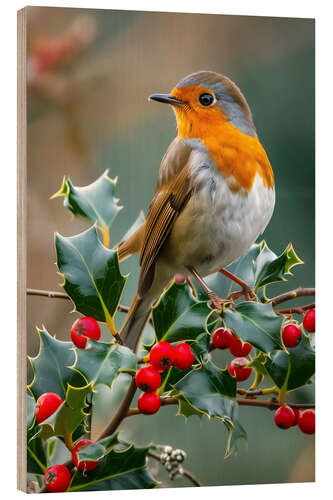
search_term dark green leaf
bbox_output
[28,328,86,400]
[174,361,236,419]
[27,434,47,475]
[76,434,119,464]
[78,468,157,491]
[254,242,303,290]
[152,282,213,343]
[55,226,127,330]
[74,340,137,387]
[69,446,155,492]
[196,241,302,300]
[222,302,284,353]
[53,170,122,236]
[266,335,315,390]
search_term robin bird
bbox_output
[117,71,275,350]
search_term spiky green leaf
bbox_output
[74,339,137,387]
[266,335,315,390]
[53,170,122,235]
[55,226,127,327]
[222,302,284,353]
[152,282,214,343]
[28,328,86,400]
[69,445,156,491]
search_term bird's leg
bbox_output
[187,266,232,310]
[219,268,258,301]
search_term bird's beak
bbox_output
[149,93,185,107]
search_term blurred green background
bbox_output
[26,7,315,488]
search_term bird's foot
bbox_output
[208,291,233,310]
[228,285,259,302]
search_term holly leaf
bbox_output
[27,434,47,475]
[173,362,245,458]
[247,351,269,376]
[28,328,86,400]
[176,395,205,419]
[196,241,302,299]
[55,226,127,331]
[222,302,284,353]
[78,469,157,491]
[224,403,247,459]
[73,339,137,387]
[53,170,122,240]
[152,282,214,343]
[69,445,156,492]
[173,361,236,419]
[253,241,303,291]
[39,383,93,440]
[265,335,315,391]
[76,434,119,464]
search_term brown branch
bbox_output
[127,396,314,417]
[275,302,315,315]
[270,287,315,307]
[148,450,202,487]
[27,288,130,313]
[95,378,137,442]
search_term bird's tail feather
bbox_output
[119,293,153,351]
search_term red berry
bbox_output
[212,328,235,349]
[135,366,161,392]
[35,392,63,423]
[229,357,252,382]
[72,439,99,472]
[174,274,186,284]
[298,409,315,434]
[137,392,161,414]
[282,324,302,348]
[303,309,315,333]
[150,341,175,371]
[274,405,297,429]
[229,339,252,357]
[44,464,71,492]
[292,408,300,425]
[71,316,101,349]
[173,343,195,370]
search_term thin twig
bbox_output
[27,288,130,313]
[148,450,202,487]
[270,287,315,307]
[275,302,315,315]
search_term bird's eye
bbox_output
[199,93,214,106]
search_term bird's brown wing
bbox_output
[138,140,193,296]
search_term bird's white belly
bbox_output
[164,149,275,276]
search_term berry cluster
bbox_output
[212,327,253,382]
[43,439,99,492]
[274,406,315,434]
[159,445,187,480]
[135,341,195,414]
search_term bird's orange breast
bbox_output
[172,86,274,192]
